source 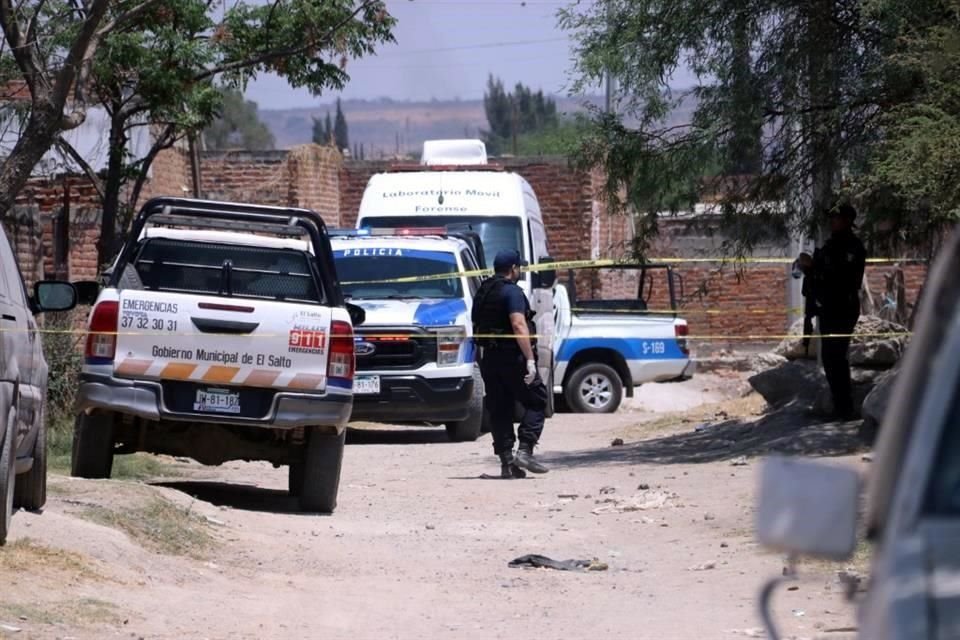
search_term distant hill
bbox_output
[258,96,604,157]
[257,93,699,157]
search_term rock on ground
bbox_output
[774,315,907,368]
[748,360,882,414]
[862,365,899,429]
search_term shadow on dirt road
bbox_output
[153,481,319,515]
[346,427,487,445]
[544,410,867,469]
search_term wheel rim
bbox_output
[578,373,613,410]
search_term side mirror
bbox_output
[72,280,101,306]
[756,456,860,560]
[533,256,557,289]
[346,302,366,327]
[32,281,77,313]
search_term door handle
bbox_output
[190,317,260,335]
[1,314,15,322]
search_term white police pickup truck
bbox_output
[552,264,694,413]
[74,198,360,513]
[330,227,487,441]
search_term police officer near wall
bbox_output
[794,203,867,420]
[472,249,549,479]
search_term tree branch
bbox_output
[0,0,38,88]
[128,123,177,210]
[53,0,111,109]
[196,0,379,82]
[95,0,167,38]
[54,136,105,200]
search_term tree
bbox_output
[559,0,907,257]
[482,75,559,154]
[204,88,275,151]
[0,0,131,224]
[333,97,348,150]
[1,0,395,267]
[312,110,333,145]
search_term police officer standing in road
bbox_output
[795,203,867,420]
[472,249,549,479]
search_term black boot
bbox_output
[514,443,549,474]
[499,452,526,479]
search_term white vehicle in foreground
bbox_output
[331,228,487,441]
[553,264,694,413]
[75,198,361,513]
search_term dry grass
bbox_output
[620,393,767,441]
[0,538,102,582]
[0,597,119,627]
[80,494,214,558]
[50,452,187,480]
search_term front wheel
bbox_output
[14,409,46,511]
[564,363,623,413]
[0,408,17,545]
[71,412,115,479]
[446,372,484,442]
[298,428,345,513]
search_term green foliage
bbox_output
[312,111,333,145]
[334,98,349,150]
[483,75,559,154]
[203,88,275,151]
[559,0,896,257]
[41,312,84,458]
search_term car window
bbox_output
[334,248,463,300]
[0,225,26,307]
[133,238,323,304]
[924,380,960,516]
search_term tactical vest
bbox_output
[471,276,536,350]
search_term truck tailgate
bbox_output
[114,290,332,393]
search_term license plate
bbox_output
[353,375,381,395]
[194,388,241,414]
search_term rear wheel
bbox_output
[565,363,623,413]
[446,372,484,442]
[298,428,345,513]
[0,408,17,545]
[14,409,46,511]
[71,412,115,479]
[288,457,304,497]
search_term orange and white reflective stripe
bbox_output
[114,358,326,390]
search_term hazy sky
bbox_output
[245,0,582,110]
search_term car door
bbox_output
[0,228,37,441]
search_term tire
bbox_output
[298,428,345,513]
[446,372,484,442]
[288,457,304,497]
[564,363,623,414]
[0,408,17,545]
[14,409,46,511]
[71,412,115,479]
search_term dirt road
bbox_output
[0,375,865,640]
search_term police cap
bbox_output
[493,249,528,272]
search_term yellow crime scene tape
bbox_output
[0,327,914,341]
[339,255,926,286]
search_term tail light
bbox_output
[436,327,466,367]
[675,322,689,355]
[328,320,355,385]
[85,300,119,364]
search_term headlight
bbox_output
[434,326,466,367]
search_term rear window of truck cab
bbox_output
[131,238,323,304]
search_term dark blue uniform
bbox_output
[472,275,545,456]
[807,228,867,416]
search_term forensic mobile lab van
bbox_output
[331,227,487,441]
[355,139,559,414]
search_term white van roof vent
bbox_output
[421,139,488,166]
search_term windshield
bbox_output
[359,215,523,264]
[334,248,463,300]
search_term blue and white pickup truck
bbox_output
[330,228,487,441]
[552,265,694,413]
